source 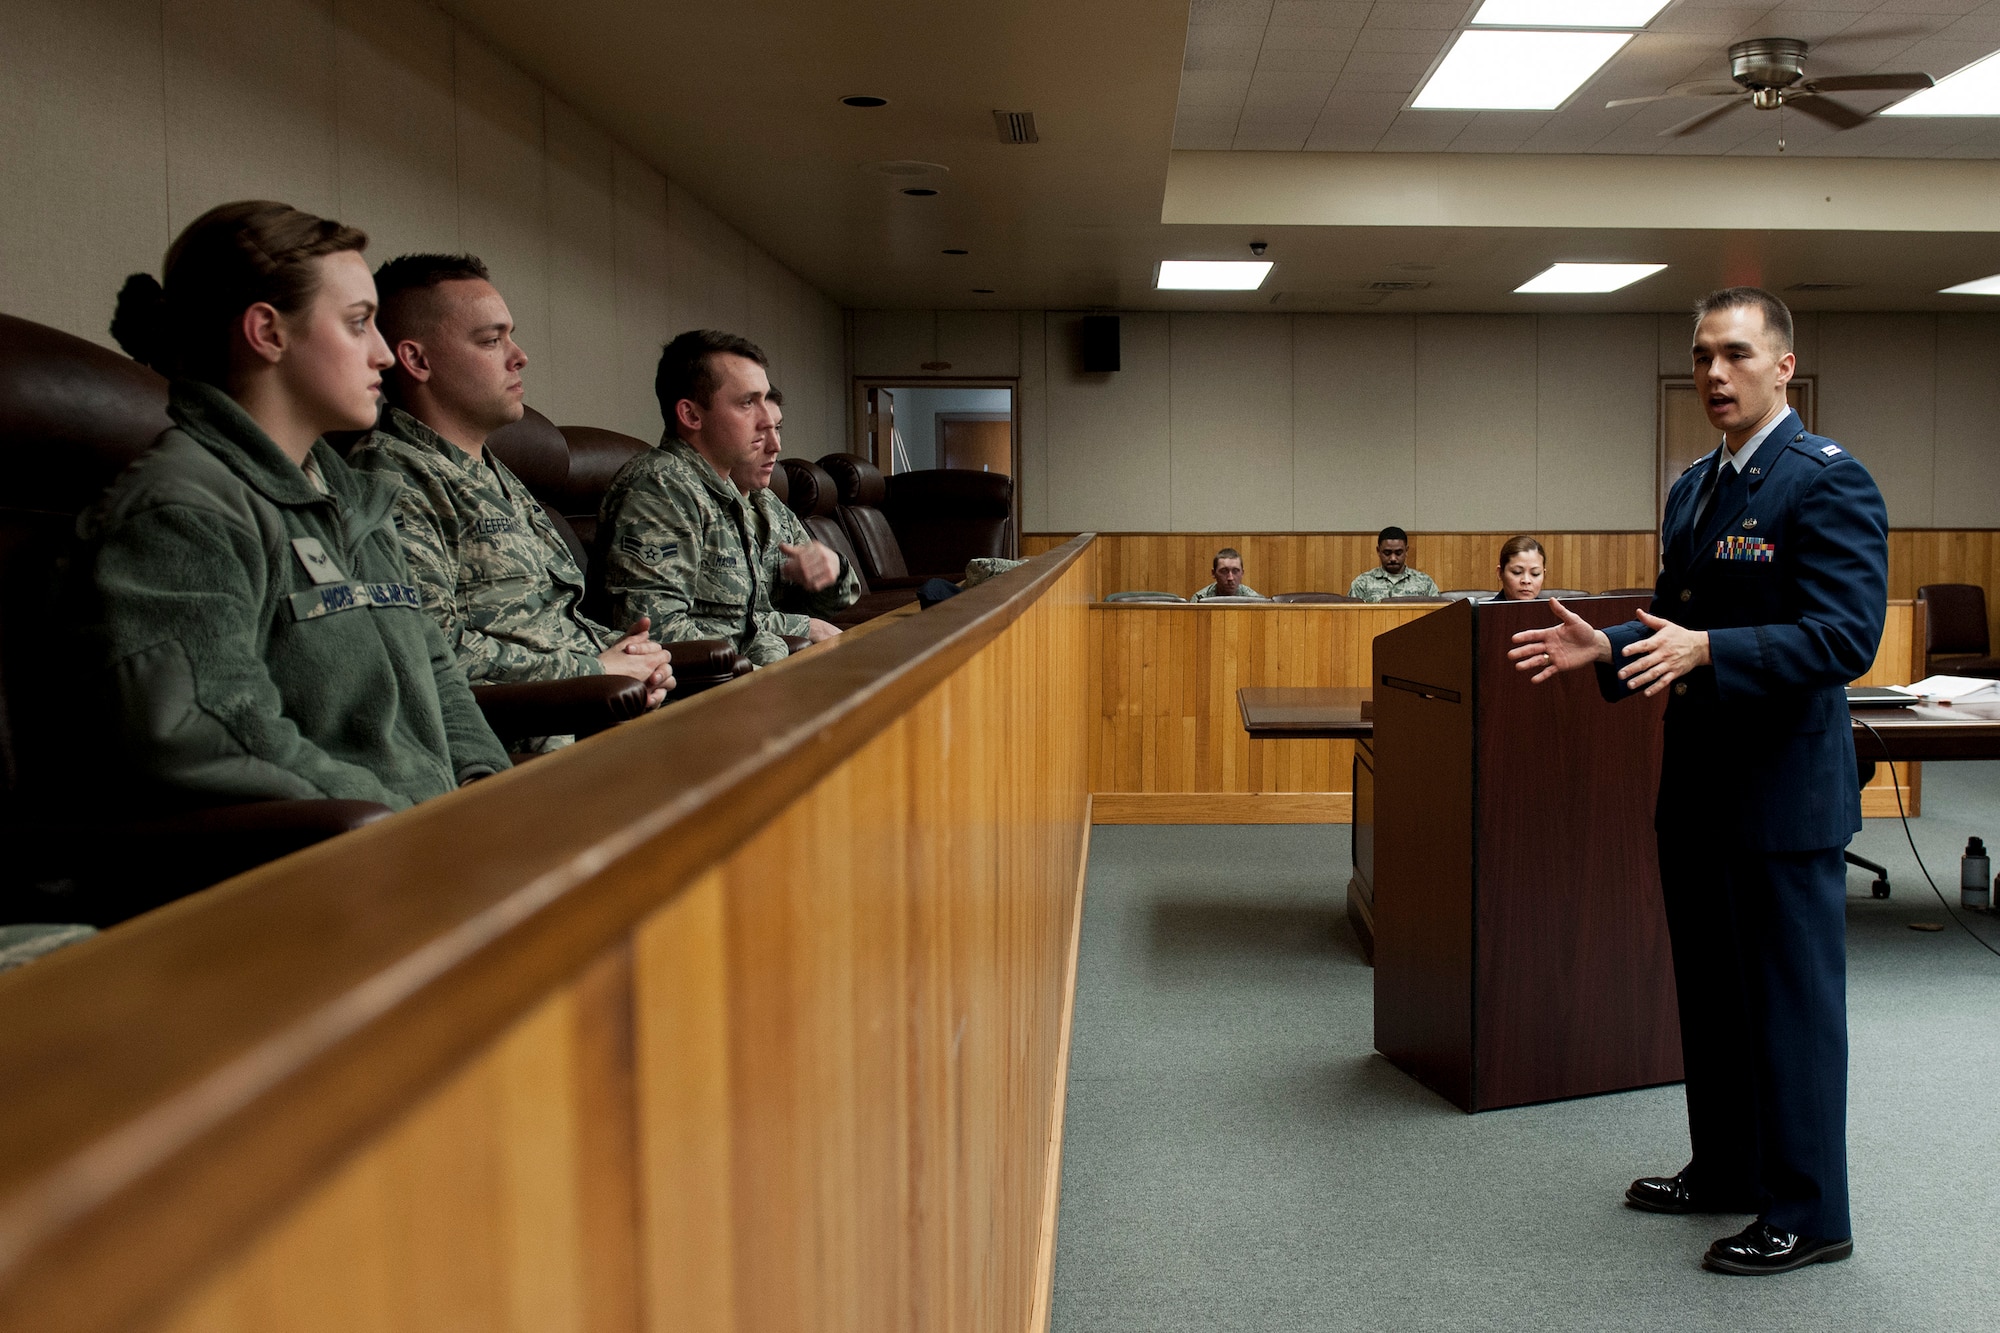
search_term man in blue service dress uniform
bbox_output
[1509,287,1887,1276]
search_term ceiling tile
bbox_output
[1361,3,1465,30]
[1340,49,1437,76]
[1270,0,1375,25]
[1334,69,1425,93]
[1190,0,1276,22]
[1233,121,1315,148]
[1258,24,1360,51]
[1177,68,1256,105]
[1320,89,1415,116]
[1255,46,1353,72]
[1375,110,1480,148]
[1173,121,1240,149]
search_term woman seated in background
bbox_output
[1494,535,1547,601]
[83,200,510,813]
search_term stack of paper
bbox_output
[1888,676,2000,703]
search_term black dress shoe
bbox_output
[1624,1169,1752,1215]
[1704,1221,1853,1275]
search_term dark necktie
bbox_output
[1699,456,1738,530]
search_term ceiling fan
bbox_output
[1607,38,1934,137]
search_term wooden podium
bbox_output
[1368,596,1682,1112]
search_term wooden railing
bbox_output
[0,535,1097,1333]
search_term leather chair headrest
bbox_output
[486,405,571,494]
[777,458,837,519]
[767,457,789,506]
[884,468,1012,517]
[0,313,171,511]
[556,425,651,513]
[818,452,885,507]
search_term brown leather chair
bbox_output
[882,468,1015,571]
[1437,590,1493,603]
[1917,583,2000,679]
[816,453,938,588]
[0,312,391,923]
[776,457,920,625]
[1272,592,1358,603]
[487,412,747,691]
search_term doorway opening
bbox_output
[855,380,1017,478]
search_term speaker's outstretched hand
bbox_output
[1507,597,1611,684]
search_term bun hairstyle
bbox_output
[108,200,368,384]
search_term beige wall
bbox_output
[0,0,846,455]
[853,308,2000,533]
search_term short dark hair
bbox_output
[1213,547,1241,569]
[1693,286,1794,354]
[765,386,784,408]
[654,329,770,426]
[373,253,492,348]
[1498,535,1545,567]
[1377,527,1408,546]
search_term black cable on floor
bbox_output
[1856,717,2000,962]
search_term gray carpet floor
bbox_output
[1052,764,2000,1331]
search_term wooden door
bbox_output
[938,414,1011,475]
[1658,378,1814,525]
[865,386,896,470]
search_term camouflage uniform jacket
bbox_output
[350,408,617,687]
[1347,566,1439,602]
[1191,582,1264,601]
[599,436,791,666]
[745,485,861,637]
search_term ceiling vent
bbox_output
[1366,280,1431,292]
[993,110,1040,144]
[1785,281,1858,292]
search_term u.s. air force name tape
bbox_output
[288,581,422,621]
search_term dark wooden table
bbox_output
[1241,688,2000,763]
[1237,687,1374,740]
[1850,701,2000,762]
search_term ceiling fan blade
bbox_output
[1806,72,1935,93]
[1661,98,1748,137]
[1606,85,1742,109]
[1787,94,1869,130]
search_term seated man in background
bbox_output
[348,254,672,749]
[1349,526,1439,602]
[600,329,794,666]
[729,386,859,644]
[1191,547,1261,600]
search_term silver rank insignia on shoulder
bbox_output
[1748,467,1761,476]
[1821,444,1842,456]
[1742,518,1758,529]
[290,536,347,585]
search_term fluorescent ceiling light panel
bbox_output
[1515,262,1666,293]
[1413,30,1633,110]
[1940,274,2000,295]
[1156,260,1273,290]
[1881,50,2000,116]
[1470,0,1669,28]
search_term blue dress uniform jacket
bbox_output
[1593,408,1887,1243]
[1597,410,1889,851]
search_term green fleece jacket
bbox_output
[74,381,511,811]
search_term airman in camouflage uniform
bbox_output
[350,406,617,686]
[1348,526,1439,601]
[349,253,670,749]
[600,434,796,665]
[745,484,861,636]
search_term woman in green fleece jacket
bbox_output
[84,200,510,811]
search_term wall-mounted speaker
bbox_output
[1079,315,1120,373]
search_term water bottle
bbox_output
[1962,837,1991,911]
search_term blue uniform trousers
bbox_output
[1658,834,1850,1240]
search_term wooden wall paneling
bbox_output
[156,946,638,1333]
[1855,600,1920,817]
[1028,533,1660,602]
